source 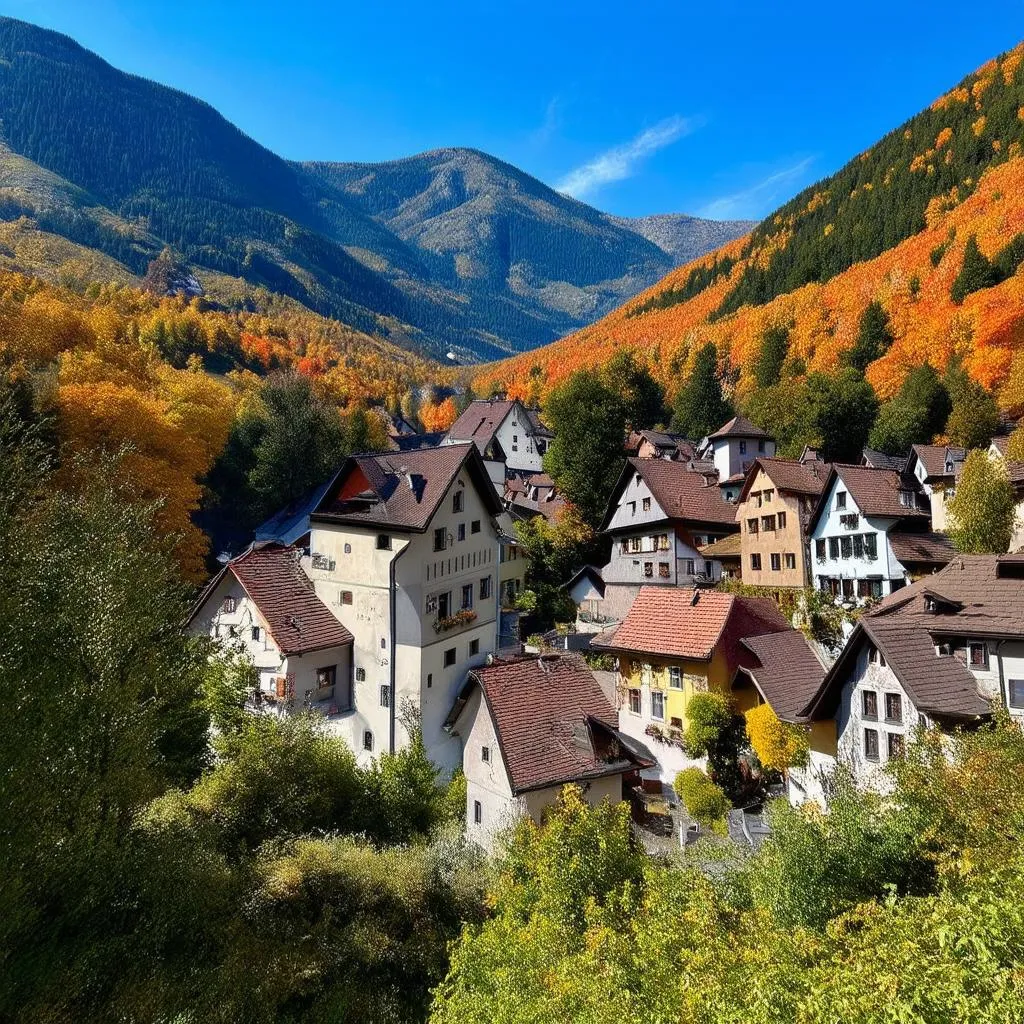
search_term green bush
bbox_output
[683,692,733,757]
[675,768,730,827]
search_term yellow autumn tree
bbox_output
[745,703,810,772]
[420,396,458,432]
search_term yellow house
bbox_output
[592,586,795,782]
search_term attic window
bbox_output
[377,535,392,550]
[481,745,490,763]
[899,489,915,508]
[453,491,464,513]
[222,596,236,614]
[341,590,353,605]
[835,491,847,509]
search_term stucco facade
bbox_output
[737,466,814,588]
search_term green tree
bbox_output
[670,341,733,439]
[944,359,1000,450]
[947,450,1018,553]
[543,371,627,527]
[603,350,666,430]
[752,324,790,388]
[951,234,999,304]
[868,363,951,454]
[844,300,894,373]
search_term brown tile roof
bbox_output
[638,430,696,460]
[449,655,652,793]
[910,444,965,481]
[991,435,1011,456]
[736,630,826,722]
[861,448,909,473]
[888,530,957,567]
[708,414,770,440]
[603,458,739,530]
[311,443,501,531]
[737,457,830,504]
[197,543,353,656]
[700,533,742,558]
[808,465,928,532]
[592,587,789,670]
[446,399,551,451]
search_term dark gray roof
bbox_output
[736,630,826,722]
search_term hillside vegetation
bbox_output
[476,43,1024,411]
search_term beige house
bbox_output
[445,654,652,850]
[735,456,829,589]
[904,444,965,533]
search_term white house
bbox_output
[904,444,965,533]
[188,543,356,737]
[444,398,553,477]
[444,653,652,851]
[697,415,777,502]
[989,436,1024,552]
[807,464,955,603]
[802,554,1024,793]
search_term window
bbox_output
[840,536,852,559]
[842,578,855,598]
[642,497,651,512]
[762,515,776,532]
[898,489,915,508]
[658,562,670,578]
[869,644,886,667]
[777,510,786,529]
[862,689,878,720]
[434,528,447,552]
[470,638,480,656]
[444,647,456,667]
[770,553,781,571]
[750,553,762,571]
[376,534,392,550]
[657,534,670,551]
[758,439,766,452]
[705,561,713,577]
[222,596,236,614]
[651,691,665,720]
[739,440,747,454]
[363,730,374,752]
[1009,679,1024,709]
[864,727,879,761]
[381,637,386,649]
[670,716,684,729]
[427,673,433,689]
[473,800,482,825]
[356,667,366,682]
[969,642,989,669]
[628,689,642,715]
[629,501,637,516]
[685,558,696,575]
[461,583,474,609]
[840,513,860,530]
[511,434,518,452]
[668,666,682,689]
[341,590,353,605]
[480,576,492,600]
[816,538,826,561]
[316,665,336,698]
[859,578,883,600]
[482,745,490,763]
[864,533,878,560]
[836,491,847,509]
[471,519,481,534]
[643,562,653,577]
[853,534,864,559]
[747,518,759,534]
[344,542,352,554]
[380,685,390,707]
[887,733,905,759]
[453,490,464,513]
[437,592,451,618]
[885,693,902,723]
[763,489,774,503]
[785,553,796,570]
[829,537,840,559]
[251,626,261,641]
[457,523,466,542]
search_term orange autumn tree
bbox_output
[419,396,458,432]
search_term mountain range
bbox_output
[0,17,750,362]
[476,40,1024,409]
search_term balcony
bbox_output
[433,609,478,635]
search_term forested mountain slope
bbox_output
[0,17,748,360]
[476,42,1024,404]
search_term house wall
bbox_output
[493,402,545,474]
[810,477,907,601]
[711,436,775,481]
[738,468,812,588]
[518,774,623,823]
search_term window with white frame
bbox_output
[651,691,665,720]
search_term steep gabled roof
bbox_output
[565,564,605,597]
[736,457,830,504]
[600,457,739,531]
[445,399,552,452]
[807,464,928,533]
[735,630,826,722]
[908,444,965,481]
[591,586,789,669]
[861,448,909,473]
[707,414,770,440]
[446,655,652,794]
[190,543,353,656]
[311,443,501,532]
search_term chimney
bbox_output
[690,591,700,606]
[399,465,413,491]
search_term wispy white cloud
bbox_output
[556,115,699,199]
[529,96,562,148]
[698,157,816,220]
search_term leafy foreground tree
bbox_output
[868,363,951,454]
[432,720,1024,1024]
[947,449,1018,553]
[670,341,734,440]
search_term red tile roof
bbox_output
[736,630,826,722]
[909,444,965,481]
[707,414,770,440]
[592,587,789,669]
[312,443,502,531]
[195,543,353,656]
[449,655,652,793]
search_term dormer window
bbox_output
[899,489,915,508]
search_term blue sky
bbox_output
[4,0,1024,219]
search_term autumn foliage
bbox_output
[745,704,810,772]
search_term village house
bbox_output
[696,415,777,502]
[591,587,792,784]
[807,464,955,603]
[735,455,829,589]
[904,444,965,533]
[989,436,1024,552]
[444,653,652,850]
[188,543,357,739]
[728,630,833,805]
[595,457,740,620]
[444,397,553,481]
[632,429,697,461]
[698,533,743,580]
[565,565,607,630]
[801,555,1024,793]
